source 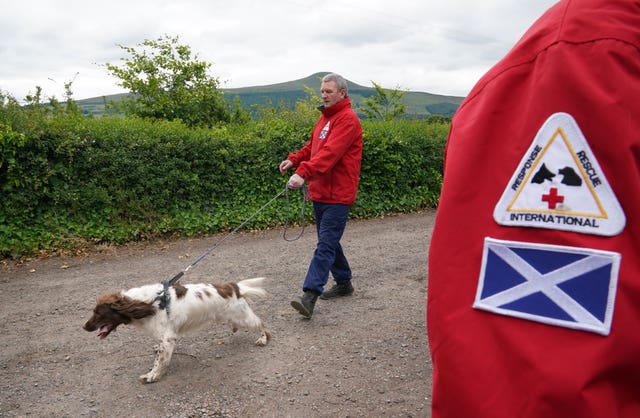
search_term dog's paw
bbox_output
[139,372,159,384]
[254,335,268,346]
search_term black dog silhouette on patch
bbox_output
[559,166,582,186]
[532,163,555,184]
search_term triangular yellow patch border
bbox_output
[494,113,625,236]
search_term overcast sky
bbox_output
[1,0,558,102]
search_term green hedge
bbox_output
[0,114,447,258]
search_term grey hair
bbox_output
[322,73,348,94]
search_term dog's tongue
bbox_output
[98,324,113,339]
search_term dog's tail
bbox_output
[237,277,267,299]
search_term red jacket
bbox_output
[428,1,640,417]
[288,97,362,205]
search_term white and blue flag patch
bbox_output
[474,238,621,335]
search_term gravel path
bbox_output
[0,210,434,417]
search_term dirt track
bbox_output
[0,210,434,417]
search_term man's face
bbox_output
[320,81,346,108]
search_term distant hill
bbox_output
[76,72,464,119]
[75,93,129,116]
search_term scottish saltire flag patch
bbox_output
[474,238,621,335]
[494,112,625,236]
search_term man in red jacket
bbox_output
[427,1,640,417]
[280,72,363,318]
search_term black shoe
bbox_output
[320,282,354,300]
[291,291,319,318]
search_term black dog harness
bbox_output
[154,272,184,315]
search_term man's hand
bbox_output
[287,173,305,189]
[279,159,293,174]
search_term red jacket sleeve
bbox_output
[428,1,640,417]
[287,139,311,168]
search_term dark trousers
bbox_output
[302,202,352,294]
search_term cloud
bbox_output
[0,0,558,102]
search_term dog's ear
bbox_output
[98,293,155,320]
[114,297,156,320]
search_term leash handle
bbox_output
[283,184,308,242]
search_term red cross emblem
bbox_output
[542,187,564,209]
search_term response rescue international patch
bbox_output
[493,113,625,236]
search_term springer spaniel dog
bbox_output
[83,277,271,383]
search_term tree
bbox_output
[360,82,406,121]
[104,35,229,127]
[47,73,81,115]
[230,96,250,124]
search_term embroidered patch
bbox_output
[493,112,625,236]
[474,237,621,335]
[319,121,330,139]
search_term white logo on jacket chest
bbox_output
[319,121,330,139]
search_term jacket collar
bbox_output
[318,97,352,117]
